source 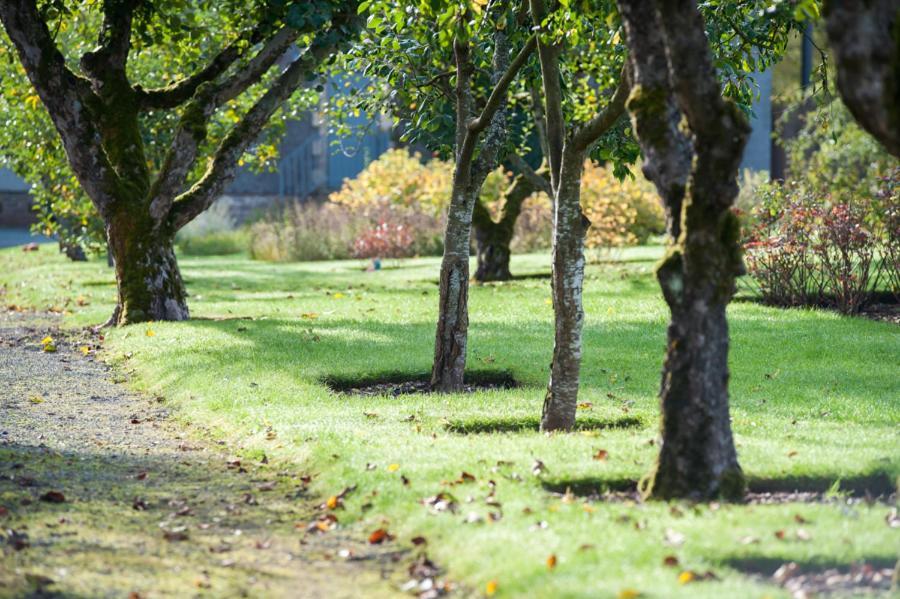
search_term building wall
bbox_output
[739,69,773,173]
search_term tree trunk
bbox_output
[474,231,512,282]
[540,152,587,431]
[644,226,744,500]
[106,210,189,326]
[431,191,474,391]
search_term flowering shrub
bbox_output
[581,162,665,253]
[329,149,452,217]
[877,169,900,301]
[352,221,415,259]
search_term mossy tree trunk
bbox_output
[431,27,536,391]
[0,0,360,326]
[529,0,629,431]
[107,209,189,324]
[618,0,749,500]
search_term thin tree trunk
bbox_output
[541,151,587,431]
[431,190,474,391]
[106,209,189,325]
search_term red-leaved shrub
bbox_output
[351,221,415,260]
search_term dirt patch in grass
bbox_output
[324,370,519,397]
[541,472,896,504]
[726,557,897,597]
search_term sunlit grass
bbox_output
[2,245,898,598]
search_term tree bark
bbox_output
[430,26,535,390]
[540,149,588,431]
[107,209,189,325]
[432,190,474,391]
[618,0,748,500]
[472,169,537,282]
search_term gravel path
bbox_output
[0,312,401,598]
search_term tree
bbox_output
[823,0,899,157]
[615,0,804,500]
[344,0,536,390]
[0,0,359,325]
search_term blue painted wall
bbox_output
[739,69,772,173]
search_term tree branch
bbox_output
[570,67,630,152]
[136,26,268,110]
[168,27,351,231]
[80,0,141,82]
[148,26,299,223]
[0,0,120,216]
[467,34,536,133]
[529,0,564,191]
[507,153,552,197]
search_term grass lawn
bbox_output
[2,245,898,598]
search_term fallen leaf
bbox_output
[326,496,340,510]
[617,589,640,599]
[387,463,400,472]
[577,402,593,410]
[795,528,811,541]
[79,346,90,356]
[135,471,148,481]
[664,528,685,547]
[368,528,394,544]
[592,449,609,461]
[678,571,695,585]
[28,396,43,404]
[663,555,679,567]
[774,529,786,540]
[531,459,546,476]
[39,491,65,503]
[332,292,345,299]
[301,312,319,319]
[411,535,427,546]
[485,580,498,596]
[546,554,557,570]
[145,328,155,337]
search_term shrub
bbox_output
[742,180,893,314]
[249,202,362,262]
[743,182,825,307]
[177,229,249,256]
[581,162,664,253]
[352,220,415,259]
[176,198,249,256]
[329,148,452,218]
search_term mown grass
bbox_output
[2,245,898,598]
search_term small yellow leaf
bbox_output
[79,346,90,356]
[617,590,640,599]
[546,554,557,570]
[387,463,400,472]
[544,299,552,305]
[29,395,43,404]
[332,292,345,299]
[42,343,57,353]
[326,496,339,510]
[485,580,498,596]
[678,571,695,585]
[145,328,155,337]
[40,336,53,345]
[301,312,319,320]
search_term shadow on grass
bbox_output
[445,414,643,434]
[540,469,897,500]
[723,555,898,576]
[322,369,520,394]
